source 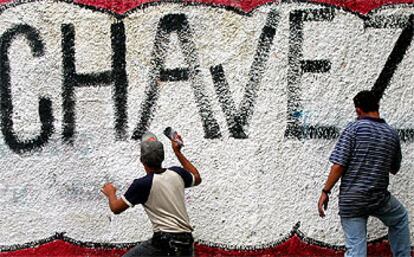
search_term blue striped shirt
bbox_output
[329,117,402,218]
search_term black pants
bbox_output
[123,232,194,257]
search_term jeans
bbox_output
[123,239,163,257]
[123,232,194,257]
[341,195,411,257]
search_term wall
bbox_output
[0,0,413,255]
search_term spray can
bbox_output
[163,127,184,146]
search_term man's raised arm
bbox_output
[172,135,202,186]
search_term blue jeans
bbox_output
[341,195,411,257]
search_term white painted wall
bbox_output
[0,1,412,247]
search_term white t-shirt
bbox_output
[122,167,195,233]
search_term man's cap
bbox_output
[140,132,164,167]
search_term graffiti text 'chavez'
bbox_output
[1,9,413,153]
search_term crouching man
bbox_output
[101,132,201,256]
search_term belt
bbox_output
[153,231,193,243]
[152,231,194,256]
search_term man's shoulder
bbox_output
[354,118,398,134]
[167,166,187,173]
[166,166,194,188]
[123,173,154,206]
[340,121,359,134]
[348,119,385,131]
[131,173,154,187]
[349,119,400,146]
[350,119,375,127]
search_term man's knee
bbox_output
[394,208,410,232]
[391,205,409,229]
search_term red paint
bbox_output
[195,235,344,257]
[0,240,126,257]
[0,0,413,14]
[73,0,157,15]
[309,0,414,14]
[72,0,414,14]
[0,236,413,257]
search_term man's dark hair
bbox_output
[353,90,379,112]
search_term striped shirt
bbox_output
[329,117,402,218]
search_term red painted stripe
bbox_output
[195,235,344,256]
[72,0,414,14]
[309,0,414,14]
[0,0,413,14]
[72,0,157,15]
[0,241,126,257]
[0,237,413,257]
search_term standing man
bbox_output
[102,132,201,256]
[317,90,411,257]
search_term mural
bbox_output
[0,0,413,255]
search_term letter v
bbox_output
[209,10,279,138]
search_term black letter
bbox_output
[132,14,221,140]
[366,15,414,143]
[209,10,279,139]
[368,15,414,100]
[0,24,54,153]
[285,8,338,140]
[61,20,128,143]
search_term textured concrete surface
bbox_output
[0,1,412,248]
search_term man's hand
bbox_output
[101,183,117,198]
[317,164,345,218]
[172,134,183,153]
[318,192,329,218]
[101,183,128,214]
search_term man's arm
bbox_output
[101,183,129,214]
[172,135,202,186]
[390,140,402,175]
[318,123,354,217]
[317,164,345,218]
